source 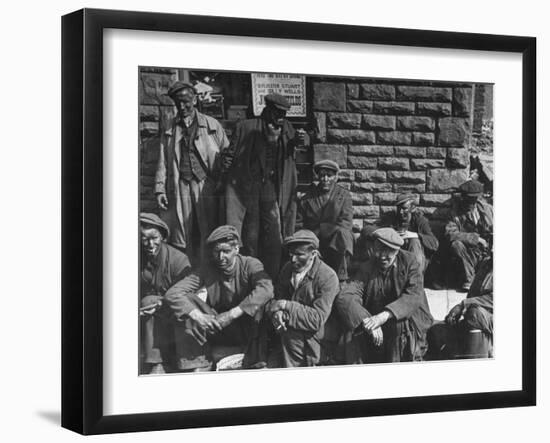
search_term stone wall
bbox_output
[310,78,475,232]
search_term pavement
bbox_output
[425,288,467,321]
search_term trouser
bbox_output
[402,238,426,272]
[278,329,322,368]
[140,307,176,370]
[164,178,219,265]
[226,181,282,279]
[449,240,484,288]
[319,228,352,280]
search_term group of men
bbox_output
[139,80,494,374]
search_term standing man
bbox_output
[335,228,433,363]
[164,225,274,371]
[267,230,340,367]
[139,213,191,374]
[222,93,303,279]
[443,179,493,291]
[295,160,354,281]
[155,81,229,264]
[385,193,439,272]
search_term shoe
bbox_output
[149,363,166,374]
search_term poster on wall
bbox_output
[251,72,306,117]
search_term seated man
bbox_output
[384,193,439,272]
[335,228,433,363]
[295,159,354,280]
[267,230,340,367]
[443,180,493,291]
[139,213,192,374]
[164,225,273,371]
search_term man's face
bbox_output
[141,227,163,257]
[317,168,338,192]
[211,241,239,271]
[288,243,316,273]
[373,239,399,271]
[461,195,479,212]
[172,89,197,118]
[264,104,287,127]
[396,200,413,225]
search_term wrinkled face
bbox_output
[317,168,338,192]
[141,226,163,257]
[288,243,316,273]
[264,104,287,127]
[172,88,197,118]
[373,239,399,270]
[461,195,479,212]
[396,200,414,225]
[211,241,239,271]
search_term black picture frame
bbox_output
[61,8,536,435]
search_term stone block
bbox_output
[377,131,412,145]
[416,102,452,116]
[387,171,426,183]
[353,205,380,219]
[347,100,373,113]
[313,81,346,111]
[314,112,327,142]
[354,170,387,183]
[396,86,452,102]
[427,169,469,192]
[447,147,469,168]
[374,192,399,205]
[352,181,393,192]
[393,183,426,193]
[427,147,447,159]
[411,159,446,170]
[397,116,435,131]
[313,144,347,167]
[378,157,410,171]
[362,115,396,130]
[380,206,397,217]
[328,129,376,144]
[438,117,470,147]
[421,193,452,207]
[351,192,374,205]
[338,182,351,190]
[360,83,396,100]
[337,169,354,181]
[348,156,378,169]
[349,145,394,156]
[327,112,362,129]
[353,219,365,231]
[453,87,473,117]
[394,146,427,158]
[373,101,415,115]
[347,83,360,99]
[412,132,435,146]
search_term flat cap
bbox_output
[206,225,240,245]
[264,93,291,111]
[140,212,170,238]
[166,81,196,98]
[360,224,379,240]
[373,227,404,250]
[395,193,415,206]
[284,229,319,249]
[458,179,484,197]
[313,159,340,174]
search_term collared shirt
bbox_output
[176,112,208,182]
[290,255,316,288]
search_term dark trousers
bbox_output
[402,238,426,272]
[140,308,176,369]
[449,240,484,288]
[226,181,282,279]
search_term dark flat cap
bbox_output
[373,227,404,250]
[395,193,415,206]
[140,213,170,238]
[313,159,340,174]
[206,225,240,245]
[360,224,379,240]
[264,93,291,111]
[284,230,319,249]
[166,81,196,98]
[458,179,484,197]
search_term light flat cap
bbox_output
[373,227,404,250]
[140,212,170,239]
[264,93,291,111]
[166,81,196,98]
[458,179,484,197]
[284,229,320,249]
[395,193,415,206]
[206,225,240,245]
[313,159,340,174]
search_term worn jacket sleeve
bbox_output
[285,269,340,332]
[319,189,354,239]
[169,251,192,283]
[238,258,274,317]
[416,214,439,253]
[334,279,370,331]
[463,291,493,312]
[445,219,480,245]
[164,272,203,320]
[154,132,168,195]
[384,257,424,321]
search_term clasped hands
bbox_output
[362,311,393,347]
[140,295,163,316]
[187,307,243,344]
[267,299,289,332]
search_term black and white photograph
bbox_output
[138,67,494,374]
